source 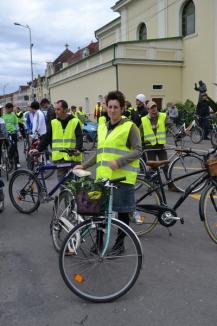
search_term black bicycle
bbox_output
[130,148,217,240]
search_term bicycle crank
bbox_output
[158,208,184,227]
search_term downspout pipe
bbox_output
[112,43,119,90]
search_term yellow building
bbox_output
[46,0,217,113]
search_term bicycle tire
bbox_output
[59,217,143,303]
[199,183,217,244]
[191,126,203,144]
[211,130,217,147]
[51,189,79,252]
[168,154,205,193]
[1,146,12,180]
[135,158,147,190]
[9,169,41,214]
[133,178,161,236]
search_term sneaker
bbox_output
[17,163,21,168]
[107,241,125,256]
[130,211,144,224]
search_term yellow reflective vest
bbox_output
[51,118,82,162]
[141,112,166,145]
[16,111,24,124]
[96,120,139,185]
[98,116,107,125]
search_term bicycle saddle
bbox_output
[73,169,92,178]
[146,160,170,169]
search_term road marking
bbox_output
[190,194,217,200]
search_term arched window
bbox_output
[138,23,147,40]
[182,0,195,37]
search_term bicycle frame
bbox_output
[34,162,77,198]
[136,167,209,216]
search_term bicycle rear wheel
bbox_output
[133,178,160,236]
[199,183,217,244]
[51,189,81,252]
[9,169,41,214]
[168,154,205,193]
[59,217,143,303]
[1,145,13,180]
[191,126,203,144]
[211,130,217,147]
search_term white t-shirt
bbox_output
[32,109,47,138]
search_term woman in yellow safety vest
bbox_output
[74,90,142,255]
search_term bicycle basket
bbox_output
[207,155,217,176]
[75,180,108,215]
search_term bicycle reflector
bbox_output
[73,273,85,283]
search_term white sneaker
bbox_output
[131,211,145,224]
[17,163,21,168]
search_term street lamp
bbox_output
[3,83,8,106]
[14,22,34,101]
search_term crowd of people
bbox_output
[0,85,214,254]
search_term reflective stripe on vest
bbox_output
[142,112,166,145]
[51,118,82,162]
[96,120,139,185]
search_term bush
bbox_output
[175,99,196,125]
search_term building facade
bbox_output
[46,0,217,113]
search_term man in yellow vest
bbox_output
[140,100,178,191]
[74,90,142,255]
[94,101,102,122]
[33,99,83,181]
[15,107,26,139]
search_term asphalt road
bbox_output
[0,139,217,326]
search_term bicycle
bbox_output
[131,148,217,238]
[26,139,54,180]
[0,137,13,180]
[8,149,82,214]
[59,176,143,303]
[176,115,203,144]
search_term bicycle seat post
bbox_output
[156,167,167,204]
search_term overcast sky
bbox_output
[0,0,119,95]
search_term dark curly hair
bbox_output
[106,91,125,109]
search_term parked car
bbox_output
[83,120,97,150]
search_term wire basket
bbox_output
[75,179,109,215]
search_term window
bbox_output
[153,84,163,90]
[182,0,195,37]
[138,23,147,41]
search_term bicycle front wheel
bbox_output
[9,169,41,214]
[59,217,143,303]
[168,154,205,193]
[191,126,203,144]
[211,130,217,147]
[200,183,217,244]
[51,189,80,252]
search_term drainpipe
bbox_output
[112,43,119,90]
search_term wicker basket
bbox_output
[207,159,217,176]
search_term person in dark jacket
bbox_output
[40,98,56,129]
[196,93,210,140]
